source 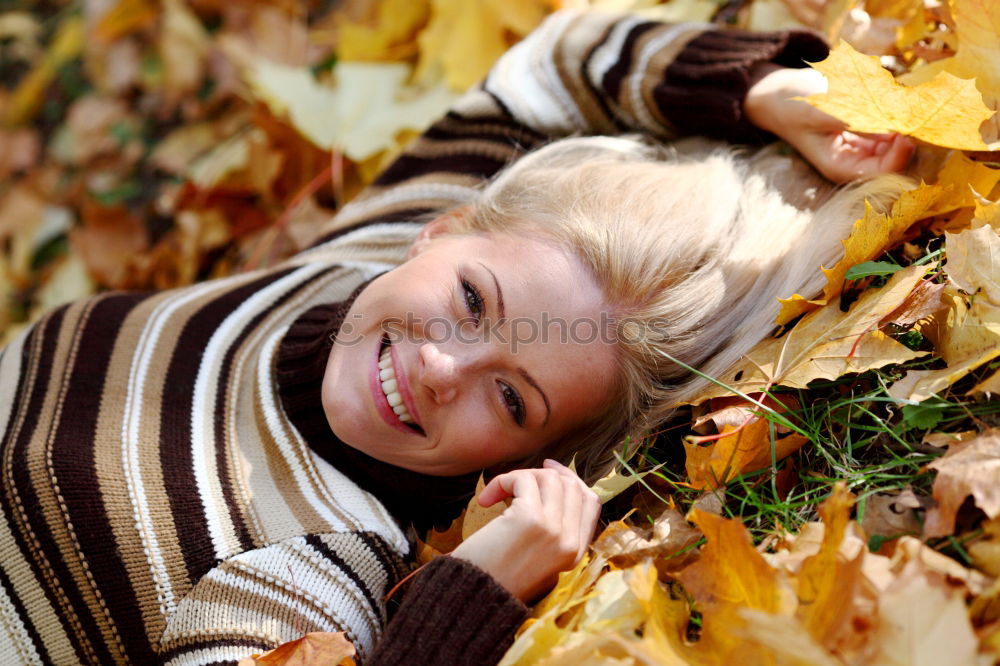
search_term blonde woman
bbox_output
[0,10,911,666]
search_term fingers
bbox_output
[478,469,541,507]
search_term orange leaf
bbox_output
[795,485,867,650]
[237,632,356,666]
[684,397,807,490]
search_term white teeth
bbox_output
[378,345,416,426]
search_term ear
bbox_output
[407,207,468,259]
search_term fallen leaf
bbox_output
[247,60,456,161]
[415,0,547,91]
[968,367,1000,397]
[968,518,1000,577]
[861,489,931,541]
[92,0,158,44]
[684,397,808,490]
[805,40,992,150]
[0,128,41,181]
[592,507,702,571]
[946,225,1000,305]
[777,182,960,325]
[159,0,211,112]
[589,464,658,503]
[237,632,356,666]
[462,474,509,540]
[694,265,929,402]
[889,290,1000,402]
[869,558,983,666]
[70,201,149,289]
[793,485,869,651]
[900,0,1000,145]
[924,429,1000,537]
[334,0,429,61]
[5,15,84,126]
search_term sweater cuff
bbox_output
[367,556,529,666]
[658,29,830,144]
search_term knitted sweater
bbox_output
[0,10,827,666]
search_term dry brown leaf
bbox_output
[805,41,993,150]
[0,128,40,181]
[693,265,929,402]
[969,367,1000,397]
[92,0,158,44]
[237,632,356,666]
[159,0,211,112]
[70,201,149,289]
[861,489,932,540]
[591,507,702,571]
[924,429,1000,537]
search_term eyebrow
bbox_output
[519,368,551,427]
[479,262,505,319]
[479,261,551,427]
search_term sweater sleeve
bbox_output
[308,10,828,248]
[367,556,530,666]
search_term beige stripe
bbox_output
[554,12,619,134]
[93,291,179,647]
[37,295,131,661]
[4,300,103,663]
[0,333,25,439]
[635,24,704,133]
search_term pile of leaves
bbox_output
[3,0,1000,664]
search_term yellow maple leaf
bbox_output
[900,0,1000,145]
[777,154,997,325]
[946,224,1000,305]
[416,0,549,91]
[335,0,429,62]
[805,41,993,150]
[693,265,930,403]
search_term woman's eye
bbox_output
[499,382,526,427]
[462,278,484,324]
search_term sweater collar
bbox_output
[275,279,478,531]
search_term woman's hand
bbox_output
[744,64,915,183]
[450,460,601,603]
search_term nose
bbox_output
[418,343,459,404]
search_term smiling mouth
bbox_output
[378,337,426,436]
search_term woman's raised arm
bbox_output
[308,10,830,247]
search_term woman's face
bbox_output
[321,223,617,476]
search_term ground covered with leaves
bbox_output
[2,0,999,664]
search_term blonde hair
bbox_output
[451,136,911,482]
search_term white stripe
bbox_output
[253,325,407,554]
[163,644,270,666]
[0,334,26,443]
[122,280,226,619]
[486,10,586,132]
[328,182,477,229]
[191,265,334,562]
[0,526,44,666]
[586,15,646,94]
[629,23,709,132]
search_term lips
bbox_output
[371,336,425,436]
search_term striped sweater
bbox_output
[0,10,826,666]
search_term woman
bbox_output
[0,9,912,666]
